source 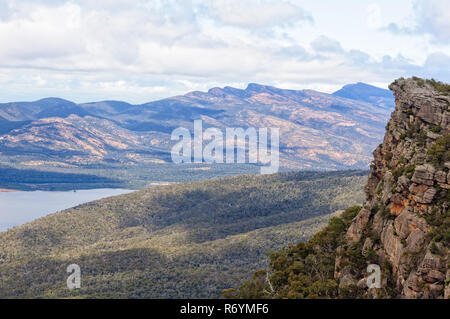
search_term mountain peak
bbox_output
[204,83,278,97]
[245,83,276,93]
[35,97,77,106]
[333,82,393,101]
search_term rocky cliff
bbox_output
[337,77,450,298]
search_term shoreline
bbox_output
[0,189,18,192]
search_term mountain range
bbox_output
[0,83,394,171]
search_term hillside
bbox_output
[333,82,394,110]
[0,83,393,174]
[0,170,366,298]
[230,77,450,299]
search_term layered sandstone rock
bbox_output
[335,77,449,299]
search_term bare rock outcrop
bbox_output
[335,77,449,299]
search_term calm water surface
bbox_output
[0,188,133,232]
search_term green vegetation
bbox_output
[427,134,450,166]
[0,167,123,191]
[392,164,416,180]
[430,125,442,133]
[0,170,366,298]
[405,165,416,179]
[400,123,421,141]
[224,206,363,299]
[427,79,450,96]
[417,129,428,147]
[0,163,267,191]
[412,76,425,87]
[425,206,450,247]
[227,77,450,300]
[413,77,450,95]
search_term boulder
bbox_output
[394,209,427,240]
[417,187,437,204]
[346,208,371,243]
[411,164,435,186]
[435,171,447,184]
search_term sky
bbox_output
[0,0,449,103]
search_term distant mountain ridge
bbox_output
[0,82,394,170]
[333,82,394,110]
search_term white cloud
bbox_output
[0,0,448,103]
[415,0,450,43]
[206,0,313,28]
[386,0,450,43]
[0,2,84,60]
[366,3,382,29]
[311,36,343,53]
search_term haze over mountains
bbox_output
[0,82,394,171]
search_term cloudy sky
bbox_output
[0,0,449,103]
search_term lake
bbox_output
[0,188,134,232]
